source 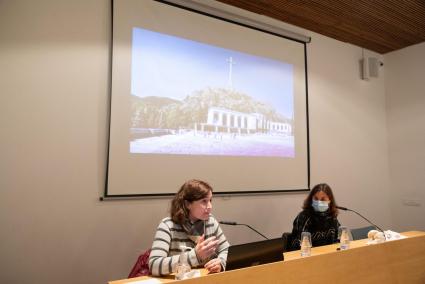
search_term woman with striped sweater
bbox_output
[149,179,229,276]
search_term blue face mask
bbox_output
[312,200,329,212]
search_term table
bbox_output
[109,231,425,284]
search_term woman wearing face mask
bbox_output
[288,183,340,250]
[149,179,229,276]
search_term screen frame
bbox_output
[103,0,310,199]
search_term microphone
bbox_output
[219,221,269,240]
[219,221,237,225]
[336,206,386,239]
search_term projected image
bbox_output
[130,28,294,157]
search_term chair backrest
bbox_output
[128,249,151,278]
[281,232,295,252]
[350,225,376,240]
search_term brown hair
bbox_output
[303,183,338,217]
[170,179,213,224]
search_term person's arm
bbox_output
[207,216,230,271]
[211,218,229,270]
[148,219,201,276]
[332,218,341,243]
[290,212,307,250]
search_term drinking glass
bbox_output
[300,232,312,257]
[338,226,352,250]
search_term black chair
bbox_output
[350,225,376,240]
[281,232,296,252]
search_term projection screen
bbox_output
[106,0,310,197]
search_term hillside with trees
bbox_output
[130,87,292,129]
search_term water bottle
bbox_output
[339,226,351,250]
[175,247,191,280]
[300,232,312,257]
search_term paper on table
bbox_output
[385,230,407,240]
[126,270,201,283]
[367,230,407,245]
[181,269,201,279]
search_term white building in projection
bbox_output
[201,107,292,134]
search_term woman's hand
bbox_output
[204,258,222,273]
[195,235,219,261]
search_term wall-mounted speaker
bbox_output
[361,57,380,80]
[361,58,370,80]
[368,57,379,77]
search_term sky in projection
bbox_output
[131,27,294,118]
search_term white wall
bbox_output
[385,42,425,232]
[0,1,397,284]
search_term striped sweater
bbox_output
[148,215,229,276]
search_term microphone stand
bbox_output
[337,206,386,240]
[220,221,269,240]
[238,223,269,240]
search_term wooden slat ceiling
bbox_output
[216,0,425,54]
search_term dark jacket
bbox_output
[289,209,340,250]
